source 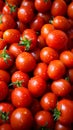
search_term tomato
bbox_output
[6,0,21,5]
[37,12,51,23]
[37,35,46,49]
[28,76,47,97]
[33,62,48,80]
[40,47,59,64]
[0,123,13,130]
[11,70,29,88]
[16,21,28,33]
[60,51,73,68]
[0,103,14,124]
[55,121,72,130]
[34,110,54,129]
[0,31,3,38]
[2,3,18,19]
[53,99,73,125]
[18,6,34,23]
[51,0,67,16]
[0,14,15,31]
[0,38,7,50]
[68,69,73,83]
[0,81,8,101]
[40,92,57,111]
[0,70,10,83]
[46,30,68,51]
[47,60,66,80]
[34,0,51,13]
[19,29,37,51]
[51,79,72,97]
[16,52,36,73]
[21,0,35,10]
[41,24,54,40]
[67,2,73,19]
[11,87,32,108]
[0,0,4,12]
[31,47,40,62]
[52,16,71,31]
[0,48,14,70]
[3,29,20,44]
[10,108,33,130]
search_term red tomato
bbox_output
[40,92,57,111]
[51,79,72,97]
[0,39,7,50]
[55,121,72,130]
[67,2,73,19]
[40,47,59,64]
[37,35,46,49]
[0,123,13,130]
[3,29,20,44]
[6,0,21,5]
[11,87,32,107]
[16,52,36,73]
[10,108,33,130]
[31,47,40,62]
[11,70,29,88]
[0,70,10,83]
[46,30,68,51]
[47,60,66,80]
[21,0,35,10]
[16,21,28,33]
[0,0,4,12]
[0,81,8,101]
[68,69,73,83]
[53,99,73,125]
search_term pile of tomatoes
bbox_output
[0,0,73,130]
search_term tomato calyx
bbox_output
[0,111,9,121]
[0,46,10,62]
[9,80,24,87]
[8,4,17,13]
[19,37,31,51]
[0,15,2,24]
[53,108,61,121]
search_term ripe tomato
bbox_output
[51,79,72,97]
[28,76,47,97]
[6,0,21,5]
[31,47,40,62]
[10,108,33,130]
[34,110,54,129]
[60,51,73,68]
[11,70,29,88]
[67,2,73,19]
[0,70,10,83]
[0,103,14,124]
[34,0,51,13]
[0,81,8,101]
[37,35,46,49]
[40,92,57,111]
[55,121,72,130]
[21,0,35,10]
[0,123,13,130]
[18,6,34,23]
[33,62,48,80]
[19,29,37,51]
[3,29,20,44]
[53,99,73,125]
[68,69,73,83]
[46,30,68,51]
[0,0,4,12]
[16,21,28,33]
[11,87,32,107]
[47,60,66,80]
[16,52,36,73]
[40,47,59,64]
[51,0,67,16]
[0,38,7,50]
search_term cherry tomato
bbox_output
[21,0,35,10]
[0,70,10,83]
[37,35,46,49]
[10,108,33,130]
[67,2,73,19]
[16,52,36,73]
[0,0,4,12]
[11,87,32,107]
[28,76,47,97]
[51,79,72,97]
[16,21,28,33]
[0,38,7,50]
[0,123,13,130]
[68,69,73,83]
[40,92,57,111]
[11,70,29,88]
[47,60,66,80]
[6,0,21,5]
[55,121,72,130]
[31,47,41,62]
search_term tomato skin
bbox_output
[40,47,59,64]
[21,0,35,10]
[6,0,21,5]
[0,0,4,12]
[60,51,73,68]
[55,121,72,130]
[0,81,8,101]
[10,108,33,130]
[11,87,32,108]
[28,76,47,97]
[47,60,66,80]
[68,69,73,83]
[40,92,57,111]
[18,6,34,23]
[46,30,68,51]
[51,0,67,16]
[51,79,72,97]
[0,123,13,130]
[67,2,73,19]
[55,99,73,125]
[3,29,20,44]
[34,0,51,13]
[11,70,29,88]
[0,70,10,83]
[33,62,48,80]
[16,52,36,73]
[31,47,40,62]
[0,39,7,50]
[37,35,46,49]
[34,110,54,129]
